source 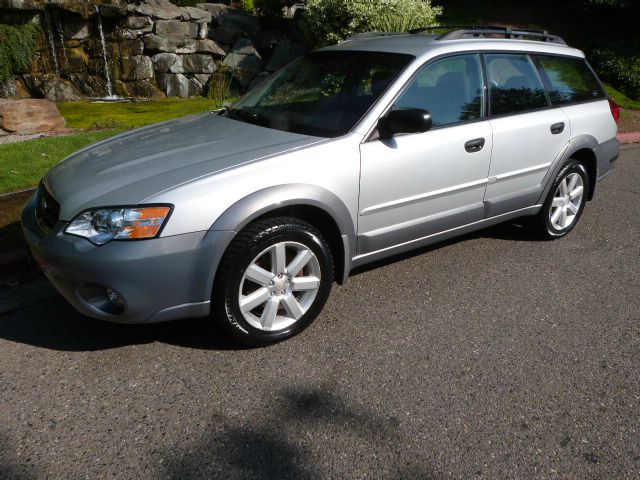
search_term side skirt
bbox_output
[350,205,542,269]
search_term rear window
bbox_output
[534,55,605,105]
[485,53,549,116]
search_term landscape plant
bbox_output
[299,0,442,47]
[0,23,41,84]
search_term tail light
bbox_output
[608,98,621,124]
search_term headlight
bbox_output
[65,206,172,245]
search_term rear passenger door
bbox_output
[483,53,570,217]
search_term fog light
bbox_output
[106,288,125,308]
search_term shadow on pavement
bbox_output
[157,387,437,479]
[0,294,245,352]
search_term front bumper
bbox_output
[21,192,234,324]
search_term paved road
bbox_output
[1,147,639,479]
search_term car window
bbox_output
[230,51,414,138]
[533,55,605,105]
[485,53,548,115]
[394,54,485,128]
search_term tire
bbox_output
[533,158,590,240]
[212,216,334,347]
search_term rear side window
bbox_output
[394,54,485,127]
[486,53,548,115]
[534,55,605,105]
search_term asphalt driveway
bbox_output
[1,146,638,479]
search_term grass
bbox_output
[606,85,640,110]
[0,130,122,194]
[58,97,228,130]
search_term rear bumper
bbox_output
[595,137,620,182]
[21,192,234,324]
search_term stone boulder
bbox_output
[181,6,212,23]
[144,34,197,54]
[120,55,154,81]
[209,26,242,46]
[128,0,182,20]
[0,99,66,134]
[182,54,217,74]
[43,78,83,102]
[156,73,202,98]
[125,16,154,34]
[196,3,231,18]
[155,20,199,37]
[222,37,262,87]
[0,79,18,99]
[217,10,260,37]
[152,53,180,73]
[196,39,226,57]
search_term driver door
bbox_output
[358,54,493,256]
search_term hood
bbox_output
[45,112,323,220]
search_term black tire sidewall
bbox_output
[219,220,333,346]
[543,160,589,238]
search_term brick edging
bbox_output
[617,131,640,144]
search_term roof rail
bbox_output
[410,25,567,45]
[343,32,407,41]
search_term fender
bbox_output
[201,184,357,297]
[536,134,599,204]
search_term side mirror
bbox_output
[378,108,432,139]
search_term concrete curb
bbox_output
[617,131,640,144]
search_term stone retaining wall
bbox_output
[0,0,308,100]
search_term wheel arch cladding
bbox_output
[209,184,356,286]
[538,135,599,204]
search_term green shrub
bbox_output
[300,0,442,48]
[590,48,640,100]
[0,23,41,84]
[238,0,257,14]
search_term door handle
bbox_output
[550,122,565,135]
[464,137,485,153]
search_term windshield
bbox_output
[227,51,414,138]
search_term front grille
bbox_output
[35,185,60,232]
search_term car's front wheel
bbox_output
[533,158,589,239]
[213,217,334,346]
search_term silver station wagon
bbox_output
[23,27,619,346]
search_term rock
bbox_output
[265,40,307,72]
[144,34,196,54]
[125,16,154,34]
[155,73,204,97]
[194,73,212,85]
[182,54,216,74]
[0,99,66,134]
[152,53,180,73]
[155,20,199,37]
[67,73,107,98]
[195,39,226,57]
[120,39,146,57]
[197,23,208,40]
[120,55,154,81]
[223,52,262,72]
[0,79,18,98]
[120,80,166,99]
[196,3,230,19]
[217,10,260,37]
[63,18,91,40]
[43,77,83,102]
[181,6,212,23]
[230,37,259,56]
[128,0,182,20]
[249,71,270,90]
[208,26,242,46]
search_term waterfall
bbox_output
[54,12,69,75]
[95,5,115,98]
[43,8,60,76]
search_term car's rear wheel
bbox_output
[533,158,589,239]
[213,217,333,346]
